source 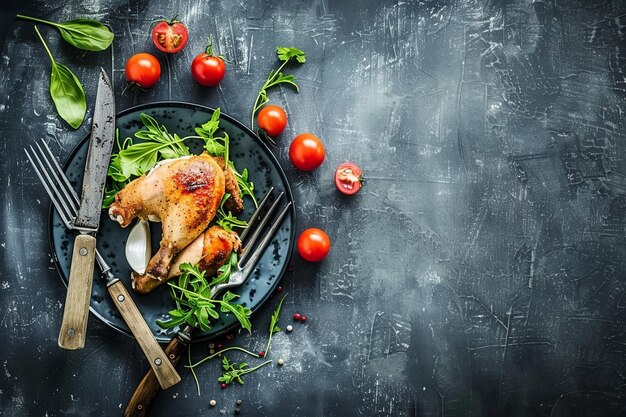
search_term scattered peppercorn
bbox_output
[235,407,241,415]
[293,313,301,321]
[258,351,266,357]
[217,343,223,349]
[220,383,227,389]
[236,399,242,406]
[301,316,307,323]
[209,349,215,355]
[226,334,233,341]
[286,325,293,332]
[276,285,283,292]
[210,399,217,407]
[277,358,284,366]
[209,343,215,349]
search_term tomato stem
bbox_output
[205,34,214,56]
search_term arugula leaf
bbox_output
[216,193,249,232]
[217,358,272,386]
[230,165,258,207]
[220,300,252,333]
[156,262,252,333]
[264,293,287,354]
[251,47,306,128]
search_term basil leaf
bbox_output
[34,26,86,129]
[49,62,86,129]
[57,19,114,51]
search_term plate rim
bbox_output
[47,100,296,343]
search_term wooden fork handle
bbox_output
[123,334,188,417]
[107,281,181,391]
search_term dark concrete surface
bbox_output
[2,0,626,416]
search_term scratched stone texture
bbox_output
[2,0,626,416]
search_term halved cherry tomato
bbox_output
[335,162,363,195]
[152,20,189,53]
[289,133,325,171]
[257,105,287,137]
[125,53,161,89]
[297,228,331,262]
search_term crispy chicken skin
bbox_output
[132,226,242,294]
[213,156,244,214]
[109,154,225,282]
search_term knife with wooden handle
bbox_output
[58,68,116,350]
[124,325,192,417]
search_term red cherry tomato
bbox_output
[257,105,288,137]
[297,228,331,262]
[191,54,225,87]
[125,53,161,88]
[151,20,189,53]
[335,162,363,195]
[289,133,325,171]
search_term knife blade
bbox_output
[58,68,116,350]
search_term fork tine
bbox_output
[40,139,80,205]
[35,142,79,213]
[25,146,75,229]
[238,186,274,243]
[238,192,284,267]
[239,202,292,277]
[33,143,79,216]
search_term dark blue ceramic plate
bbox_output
[49,102,295,343]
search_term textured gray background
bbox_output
[2,0,626,416]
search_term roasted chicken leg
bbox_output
[132,226,242,294]
[109,154,225,282]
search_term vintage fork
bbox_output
[24,139,182,390]
[124,187,292,417]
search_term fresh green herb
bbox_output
[116,113,190,180]
[34,26,86,129]
[207,251,239,287]
[216,193,249,232]
[18,14,114,51]
[188,344,201,396]
[264,293,287,355]
[187,345,259,370]
[218,356,272,385]
[231,165,257,207]
[251,47,306,128]
[156,263,252,333]
[194,107,229,161]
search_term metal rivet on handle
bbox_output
[79,248,88,256]
[117,294,125,302]
[67,328,75,337]
[154,358,162,366]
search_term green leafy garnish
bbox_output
[216,193,249,232]
[156,263,252,333]
[231,165,257,207]
[251,47,306,129]
[194,107,229,161]
[18,14,114,51]
[218,356,272,385]
[264,293,287,355]
[34,26,86,129]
